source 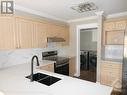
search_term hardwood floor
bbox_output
[79,69,96,82]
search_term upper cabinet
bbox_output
[15,17,34,48]
[0,15,69,50]
[104,20,126,31]
[59,26,69,46]
[47,23,69,45]
[32,21,47,48]
[103,20,127,45]
[0,16,16,50]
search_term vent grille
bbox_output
[71,2,97,13]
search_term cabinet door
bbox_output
[33,22,47,48]
[101,62,122,90]
[104,22,115,31]
[15,18,34,48]
[39,64,54,72]
[47,23,58,37]
[105,30,124,45]
[69,57,76,77]
[59,26,69,46]
[47,23,69,46]
[101,71,110,85]
[0,16,15,50]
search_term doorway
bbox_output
[75,23,99,82]
[80,28,97,82]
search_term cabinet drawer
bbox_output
[39,64,54,72]
[101,62,122,69]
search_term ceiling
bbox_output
[15,0,127,22]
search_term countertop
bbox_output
[0,63,112,95]
[101,58,123,64]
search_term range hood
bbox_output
[47,37,65,43]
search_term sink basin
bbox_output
[26,73,61,86]
[26,73,48,81]
[38,76,61,86]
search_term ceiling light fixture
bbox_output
[71,2,97,13]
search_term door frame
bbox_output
[76,23,98,78]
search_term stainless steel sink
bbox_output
[26,73,61,86]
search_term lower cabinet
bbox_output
[69,57,76,77]
[39,64,54,72]
[100,61,122,91]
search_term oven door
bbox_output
[55,63,69,76]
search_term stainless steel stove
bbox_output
[42,51,69,76]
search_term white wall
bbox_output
[80,29,97,51]
[69,19,98,55]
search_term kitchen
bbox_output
[0,0,127,95]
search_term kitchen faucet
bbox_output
[31,55,39,82]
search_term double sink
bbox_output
[26,73,61,86]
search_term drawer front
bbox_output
[101,62,122,69]
[39,64,54,72]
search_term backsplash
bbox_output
[0,43,70,69]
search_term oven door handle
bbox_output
[55,63,69,68]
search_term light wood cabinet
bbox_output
[47,23,69,46]
[101,61,122,91]
[47,23,58,37]
[115,20,127,30]
[15,17,34,48]
[69,57,76,77]
[59,26,69,46]
[104,30,125,45]
[32,21,47,48]
[0,16,15,50]
[103,20,126,45]
[104,22,115,31]
[0,15,69,50]
[39,64,54,72]
[104,20,126,31]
